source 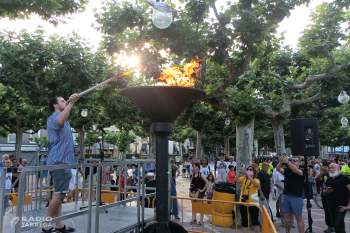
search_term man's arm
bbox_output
[339,185,350,212]
[200,173,209,192]
[288,161,303,176]
[259,185,265,201]
[57,94,80,126]
[276,157,285,174]
[308,168,314,179]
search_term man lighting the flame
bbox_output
[43,93,80,233]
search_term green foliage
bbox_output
[0,0,88,26]
[104,129,137,153]
[0,127,8,138]
[28,135,49,148]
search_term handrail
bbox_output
[0,159,156,233]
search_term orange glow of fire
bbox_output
[156,59,203,87]
[118,66,143,77]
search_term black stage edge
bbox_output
[152,122,172,233]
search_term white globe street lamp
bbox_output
[338,91,349,104]
[152,8,172,29]
[81,109,88,117]
[225,118,230,126]
[145,0,179,29]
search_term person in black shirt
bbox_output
[189,163,208,226]
[257,161,273,222]
[316,165,334,233]
[324,163,350,233]
[276,156,305,233]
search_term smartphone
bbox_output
[242,164,246,170]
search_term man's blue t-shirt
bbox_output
[133,170,138,177]
[0,161,3,167]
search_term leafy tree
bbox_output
[104,129,137,158]
[259,1,350,155]
[0,84,48,159]
[28,134,49,148]
[0,0,88,25]
[0,29,112,159]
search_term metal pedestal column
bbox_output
[152,122,172,233]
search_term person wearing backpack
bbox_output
[200,158,212,178]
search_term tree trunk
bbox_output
[196,131,202,159]
[14,130,23,160]
[254,139,258,156]
[271,116,286,157]
[149,131,156,159]
[215,143,219,154]
[235,118,254,223]
[79,128,85,162]
[179,142,183,160]
[265,144,268,155]
[224,135,230,156]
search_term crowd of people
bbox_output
[168,152,350,233]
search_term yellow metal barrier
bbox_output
[169,196,277,233]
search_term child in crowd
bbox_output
[228,165,235,184]
[182,159,187,178]
[206,173,215,200]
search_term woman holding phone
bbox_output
[234,165,260,233]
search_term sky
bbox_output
[0,0,332,50]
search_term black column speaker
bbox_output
[290,117,319,157]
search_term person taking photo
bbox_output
[234,165,260,233]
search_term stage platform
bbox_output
[3,201,155,233]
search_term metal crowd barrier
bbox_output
[0,159,157,233]
[170,197,277,233]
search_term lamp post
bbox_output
[134,139,139,158]
[79,109,88,161]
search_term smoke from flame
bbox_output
[156,59,203,87]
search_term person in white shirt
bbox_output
[216,156,227,182]
[225,156,236,173]
[1,159,12,216]
[200,158,212,178]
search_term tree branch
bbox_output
[265,65,283,81]
[210,0,224,30]
[201,94,237,119]
[291,92,323,107]
[291,63,342,91]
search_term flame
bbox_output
[118,66,143,77]
[156,58,203,87]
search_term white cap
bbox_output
[147,172,155,176]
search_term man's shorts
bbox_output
[51,163,72,194]
[282,194,303,216]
